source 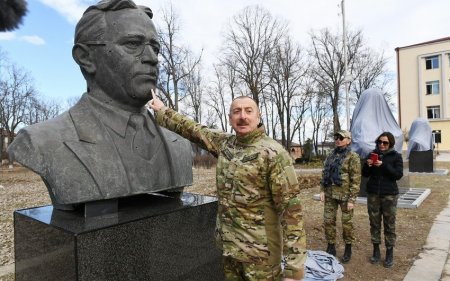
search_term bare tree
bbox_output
[309,27,393,132]
[24,96,61,125]
[0,51,62,163]
[205,61,249,133]
[259,90,278,139]
[309,91,331,156]
[309,28,363,132]
[0,63,36,142]
[203,107,220,130]
[291,92,311,149]
[349,47,391,103]
[181,54,203,123]
[267,35,309,150]
[223,58,240,101]
[205,64,230,132]
[157,3,202,111]
[221,5,286,105]
[61,95,82,111]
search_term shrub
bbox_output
[193,154,217,169]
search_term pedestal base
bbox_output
[409,150,433,172]
[14,193,223,281]
[359,176,368,197]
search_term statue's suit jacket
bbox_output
[8,95,193,207]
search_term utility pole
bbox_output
[342,0,350,130]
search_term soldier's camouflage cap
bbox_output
[334,130,351,139]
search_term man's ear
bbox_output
[72,43,96,74]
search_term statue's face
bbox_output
[94,8,160,108]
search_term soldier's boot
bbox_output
[383,247,394,268]
[326,243,336,256]
[370,243,380,264]
[342,244,352,263]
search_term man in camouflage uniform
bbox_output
[320,130,361,263]
[149,92,306,281]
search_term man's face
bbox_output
[229,98,261,136]
[94,8,159,108]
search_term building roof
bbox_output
[395,37,450,51]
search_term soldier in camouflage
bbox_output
[320,130,361,263]
[149,91,306,281]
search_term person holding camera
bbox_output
[320,130,361,263]
[362,132,403,268]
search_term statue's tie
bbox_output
[130,114,153,160]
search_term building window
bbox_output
[427,106,440,119]
[425,56,439,69]
[432,130,441,144]
[426,81,440,95]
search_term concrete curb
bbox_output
[442,252,450,281]
[0,263,14,277]
[403,195,450,281]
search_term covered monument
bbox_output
[350,88,403,196]
[407,118,434,172]
[350,88,403,158]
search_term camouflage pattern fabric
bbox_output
[323,198,354,244]
[367,194,398,247]
[223,256,282,281]
[320,150,361,203]
[156,108,306,280]
[321,149,361,244]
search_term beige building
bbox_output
[396,37,450,151]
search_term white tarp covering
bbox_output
[350,88,403,158]
[407,117,433,158]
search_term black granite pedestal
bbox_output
[358,158,368,197]
[14,193,224,281]
[409,150,433,172]
[358,176,368,197]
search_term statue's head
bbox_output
[73,0,159,109]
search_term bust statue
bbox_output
[8,0,193,210]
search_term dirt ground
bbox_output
[1,164,450,281]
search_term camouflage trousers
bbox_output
[323,197,354,244]
[222,256,282,281]
[367,193,398,247]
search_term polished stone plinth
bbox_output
[14,193,223,281]
[409,150,434,172]
[359,176,368,197]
